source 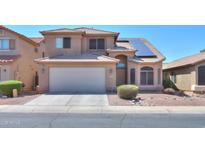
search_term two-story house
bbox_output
[35,27,165,93]
[0,26,42,91]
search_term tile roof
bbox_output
[75,27,119,35]
[40,27,119,36]
[35,53,119,64]
[163,52,205,70]
[0,26,38,46]
[40,28,84,35]
[0,55,20,64]
[30,37,44,44]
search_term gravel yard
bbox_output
[0,94,40,105]
[108,92,205,106]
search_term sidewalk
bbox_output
[1,105,205,114]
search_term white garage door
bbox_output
[49,67,106,93]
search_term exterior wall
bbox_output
[128,61,163,90]
[163,66,195,91]
[0,29,42,91]
[44,34,83,57]
[37,62,116,93]
[43,34,116,57]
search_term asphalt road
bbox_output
[0,112,205,128]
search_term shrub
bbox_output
[163,79,178,90]
[117,85,139,99]
[0,80,23,97]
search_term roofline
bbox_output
[0,25,38,46]
[163,59,205,70]
[74,27,119,35]
[40,27,119,37]
[163,52,205,70]
[34,58,118,64]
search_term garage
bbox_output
[49,67,106,93]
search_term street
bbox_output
[0,112,205,128]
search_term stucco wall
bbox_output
[0,30,42,91]
[128,61,163,90]
[44,34,83,57]
[37,62,116,93]
[163,66,195,91]
[43,34,116,57]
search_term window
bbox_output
[198,65,205,85]
[158,68,161,84]
[171,72,176,83]
[89,39,97,49]
[0,39,9,50]
[130,68,135,84]
[97,39,105,49]
[56,37,71,49]
[140,67,154,85]
[63,38,71,48]
[89,39,105,50]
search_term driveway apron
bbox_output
[25,94,108,106]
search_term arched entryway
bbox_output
[116,55,127,86]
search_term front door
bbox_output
[0,65,10,81]
[116,55,127,86]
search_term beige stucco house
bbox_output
[0,26,42,91]
[0,26,165,93]
[163,52,205,92]
[35,27,165,93]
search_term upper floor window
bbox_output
[0,39,15,50]
[56,37,71,49]
[0,39,9,50]
[89,39,105,50]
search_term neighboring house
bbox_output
[35,27,165,93]
[0,26,42,91]
[163,52,205,92]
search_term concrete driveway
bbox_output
[25,94,108,106]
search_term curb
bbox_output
[1,105,205,114]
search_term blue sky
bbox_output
[5,25,205,63]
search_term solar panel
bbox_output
[126,39,156,57]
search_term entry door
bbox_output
[49,67,106,93]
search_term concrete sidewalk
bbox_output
[1,105,205,114]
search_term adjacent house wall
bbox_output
[0,29,42,91]
[163,66,195,91]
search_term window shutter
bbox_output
[9,39,15,50]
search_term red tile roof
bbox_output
[0,26,38,46]
[30,37,44,44]
[0,55,20,64]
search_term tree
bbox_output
[200,49,205,53]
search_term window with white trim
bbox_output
[55,37,71,49]
[140,67,154,85]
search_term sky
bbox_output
[5,25,205,63]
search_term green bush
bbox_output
[163,79,178,90]
[0,80,23,97]
[117,85,139,99]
